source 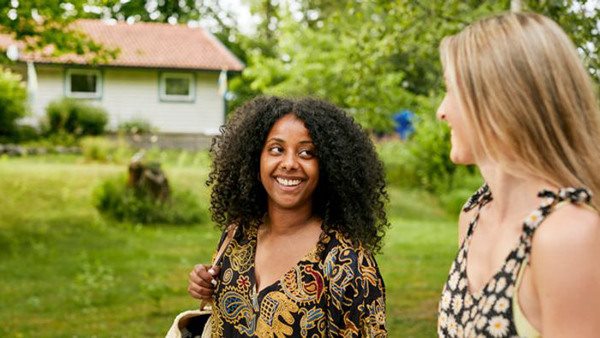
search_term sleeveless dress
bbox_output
[209,226,387,337]
[437,184,592,337]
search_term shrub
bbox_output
[46,98,108,136]
[118,119,154,135]
[14,125,41,143]
[378,113,479,192]
[80,136,132,163]
[378,113,483,215]
[93,175,208,225]
[0,68,28,141]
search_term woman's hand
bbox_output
[188,264,220,300]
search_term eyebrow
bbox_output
[266,138,314,144]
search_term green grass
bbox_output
[0,155,458,337]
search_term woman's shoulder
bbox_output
[530,203,600,281]
[528,200,600,329]
[322,229,380,270]
[533,202,600,251]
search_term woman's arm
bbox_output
[531,205,600,337]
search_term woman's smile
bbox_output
[260,113,320,211]
[274,176,305,188]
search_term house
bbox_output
[0,19,244,138]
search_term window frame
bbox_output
[159,72,196,102]
[65,68,103,99]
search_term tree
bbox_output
[0,0,115,63]
[0,68,27,140]
[238,0,600,131]
[0,1,244,65]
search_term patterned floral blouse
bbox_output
[209,226,387,337]
[437,184,592,337]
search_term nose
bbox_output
[280,151,299,171]
[436,96,447,121]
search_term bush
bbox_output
[14,125,41,143]
[378,113,483,215]
[93,175,208,225]
[379,113,477,192]
[46,98,108,137]
[0,68,28,141]
[118,119,154,135]
[80,136,132,162]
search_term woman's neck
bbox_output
[478,161,556,225]
[264,202,318,236]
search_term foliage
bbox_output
[45,98,108,137]
[117,119,154,135]
[0,68,28,141]
[234,0,600,149]
[0,1,245,65]
[377,112,482,215]
[12,125,41,143]
[526,0,600,84]
[0,0,117,64]
[237,2,506,129]
[80,136,132,162]
[93,174,208,225]
[0,156,456,336]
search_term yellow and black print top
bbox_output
[210,227,387,337]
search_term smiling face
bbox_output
[436,77,476,165]
[260,114,319,212]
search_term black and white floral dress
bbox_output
[437,184,592,337]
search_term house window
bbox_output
[66,69,102,99]
[160,72,195,102]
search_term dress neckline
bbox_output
[460,185,593,298]
[249,227,329,298]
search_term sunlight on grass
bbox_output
[0,156,458,337]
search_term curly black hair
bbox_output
[207,96,389,253]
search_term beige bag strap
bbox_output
[199,224,238,309]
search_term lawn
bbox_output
[0,155,458,337]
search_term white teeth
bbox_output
[276,177,302,186]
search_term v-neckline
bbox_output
[462,210,529,298]
[250,228,328,297]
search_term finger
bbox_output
[187,283,214,298]
[192,276,214,290]
[189,270,214,289]
[191,264,217,285]
[208,265,221,277]
[188,286,212,300]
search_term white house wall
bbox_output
[27,64,224,135]
[21,65,64,126]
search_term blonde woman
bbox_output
[436,12,600,337]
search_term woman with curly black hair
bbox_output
[187,96,388,337]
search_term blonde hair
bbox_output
[440,12,600,210]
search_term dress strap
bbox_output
[521,187,593,249]
[463,183,493,212]
[462,184,493,239]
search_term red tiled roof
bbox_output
[0,19,244,71]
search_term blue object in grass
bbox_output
[393,110,415,140]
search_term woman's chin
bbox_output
[449,150,474,165]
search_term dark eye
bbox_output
[268,146,284,155]
[299,149,315,159]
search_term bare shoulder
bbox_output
[532,203,600,253]
[529,204,600,334]
[530,203,600,285]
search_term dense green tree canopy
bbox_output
[1,1,598,129]
[235,0,599,131]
